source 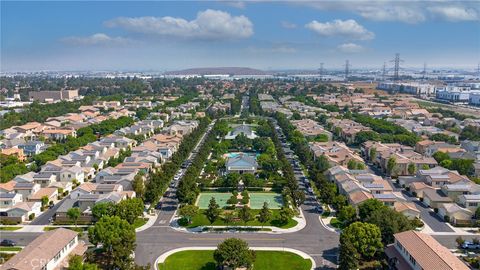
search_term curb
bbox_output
[135,213,159,232]
[154,246,316,270]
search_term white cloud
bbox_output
[337,43,365,53]
[105,9,253,40]
[429,6,479,21]
[297,1,480,23]
[247,45,297,54]
[305,19,374,40]
[281,21,297,29]
[223,1,246,9]
[61,33,131,46]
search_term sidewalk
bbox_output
[136,212,158,232]
[318,205,340,234]
[169,208,307,234]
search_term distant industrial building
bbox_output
[29,89,80,103]
[377,82,436,96]
[435,83,480,105]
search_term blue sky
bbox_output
[1,1,479,71]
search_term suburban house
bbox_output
[422,189,453,209]
[28,187,58,204]
[13,182,41,200]
[310,141,364,167]
[18,141,46,156]
[225,124,257,140]
[437,203,474,225]
[0,202,41,223]
[0,228,86,270]
[0,193,23,209]
[226,153,258,174]
[385,230,469,270]
[393,201,420,219]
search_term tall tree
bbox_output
[67,207,81,226]
[239,206,253,225]
[341,222,383,259]
[358,199,386,221]
[213,238,256,269]
[92,202,115,221]
[205,197,221,224]
[338,235,359,270]
[337,205,356,226]
[257,202,271,227]
[387,157,397,176]
[114,198,144,225]
[178,204,199,224]
[88,216,136,269]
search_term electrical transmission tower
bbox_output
[390,53,403,81]
[422,62,427,80]
[344,60,350,81]
[319,63,324,77]
[382,62,387,81]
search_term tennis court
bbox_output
[196,192,284,209]
[250,193,283,209]
[196,193,232,209]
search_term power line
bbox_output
[390,53,404,81]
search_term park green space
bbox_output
[157,250,312,270]
[182,209,297,229]
[196,192,283,209]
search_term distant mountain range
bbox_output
[164,67,268,76]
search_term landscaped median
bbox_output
[156,247,314,270]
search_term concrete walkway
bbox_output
[169,208,307,234]
[154,246,316,270]
[135,212,158,232]
[318,205,340,234]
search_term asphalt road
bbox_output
[134,119,340,269]
[30,196,68,225]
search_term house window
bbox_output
[469,202,478,207]
[409,255,416,266]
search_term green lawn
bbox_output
[330,218,345,229]
[0,247,22,252]
[158,250,312,270]
[0,226,22,231]
[182,209,297,229]
[133,218,148,229]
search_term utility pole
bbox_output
[344,60,350,81]
[382,62,387,81]
[390,53,403,81]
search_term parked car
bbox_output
[0,239,16,246]
[462,241,480,249]
[316,206,324,213]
